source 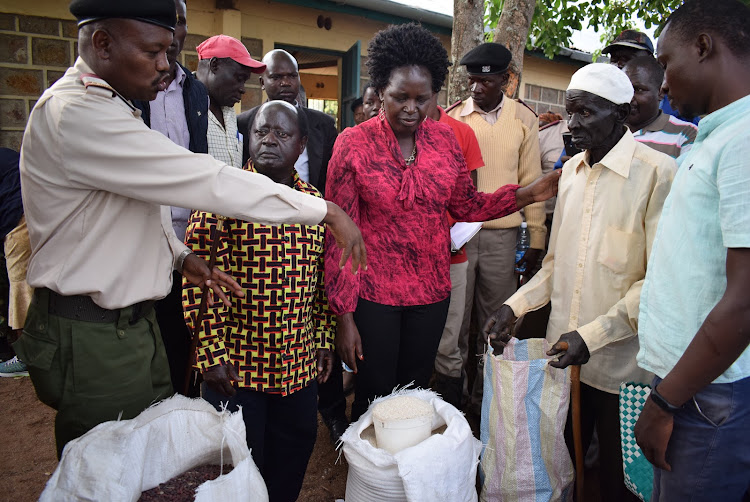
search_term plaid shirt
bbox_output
[207,106,242,168]
[183,165,335,395]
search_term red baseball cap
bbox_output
[196,35,266,73]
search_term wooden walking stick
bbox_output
[183,216,228,396]
[557,341,584,501]
[570,364,584,501]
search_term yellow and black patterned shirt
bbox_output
[183,166,335,396]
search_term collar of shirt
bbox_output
[574,128,636,179]
[167,64,187,92]
[694,93,750,142]
[246,161,318,196]
[375,114,430,209]
[459,95,504,118]
[209,106,233,130]
[638,110,669,133]
[75,57,138,114]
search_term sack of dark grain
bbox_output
[139,465,234,502]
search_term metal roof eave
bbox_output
[270,0,453,35]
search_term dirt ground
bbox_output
[0,377,348,502]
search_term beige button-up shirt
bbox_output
[20,58,327,310]
[504,131,676,393]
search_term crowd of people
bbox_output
[0,0,748,500]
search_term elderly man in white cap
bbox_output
[483,63,676,500]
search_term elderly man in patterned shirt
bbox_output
[183,100,334,502]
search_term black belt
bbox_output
[47,289,156,324]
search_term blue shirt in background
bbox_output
[661,95,700,125]
[637,94,750,383]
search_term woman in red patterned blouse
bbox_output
[325,23,561,420]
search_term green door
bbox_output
[341,40,361,128]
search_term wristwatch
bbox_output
[176,249,193,273]
[649,387,682,414]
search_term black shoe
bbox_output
[327,418,349,445]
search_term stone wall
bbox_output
[0,13,78,151]
[0,13,265,152]
[523,83,567,117]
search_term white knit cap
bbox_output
[566,63,634,105]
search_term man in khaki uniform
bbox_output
[448,43,546,412]
[15,0,364,457]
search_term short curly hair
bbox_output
[366,23,449,94]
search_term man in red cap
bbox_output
[196,35,266,168]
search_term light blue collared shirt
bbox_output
[637,94,750,383]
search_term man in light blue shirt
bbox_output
[634,1,750,500]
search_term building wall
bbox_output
[0,0,583,148]
[0,11,77,150]
[519,54,584,116]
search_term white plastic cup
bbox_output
[371,397,434,454]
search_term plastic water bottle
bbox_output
[515,222,530,274]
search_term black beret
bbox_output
[460,43,512,75]
[69,0,176,32]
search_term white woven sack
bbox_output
[341,388,482,502]
[39,395,268,502]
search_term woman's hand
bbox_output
[335,313,363,373]
[515,170,562,208]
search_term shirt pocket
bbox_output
[597,226,637,275]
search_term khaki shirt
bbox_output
[504,131,676,393]
[20,58,327,310]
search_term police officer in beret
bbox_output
[447,42,546,415]
[16,0,366,457]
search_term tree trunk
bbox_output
[491,0,536,99]
[448,0,485,104]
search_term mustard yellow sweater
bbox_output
[448,96,546,249]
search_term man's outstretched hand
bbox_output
[547,331,590,368]
[324,201,367,274]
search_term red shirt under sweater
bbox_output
[438,106,484,265]
[324,115,520,315]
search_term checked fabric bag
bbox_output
[479,338,574,501]
[619,382,653,502]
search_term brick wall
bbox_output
[0,14,266,152]
[0,13,78,151]
[523,83,567,117]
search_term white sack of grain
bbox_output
[341,388,482,502]
[39,395,268,502]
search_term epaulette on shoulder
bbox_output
[444,99,463,113]
[80,73,116,96]
[516,98,537,117]
[539,120,561,131]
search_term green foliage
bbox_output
[484,0,748,58]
